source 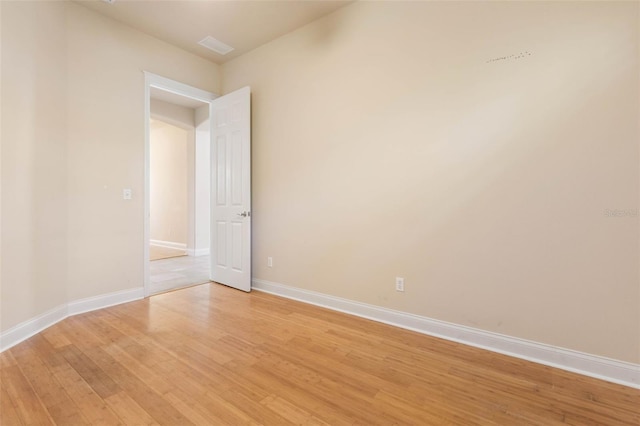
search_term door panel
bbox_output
[210,87,251,292]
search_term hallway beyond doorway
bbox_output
[150,255,209,295]
[150,244,187,261]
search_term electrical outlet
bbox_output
[267,257,273,268]
[395,277,405,292]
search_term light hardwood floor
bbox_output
[1,283,638,425]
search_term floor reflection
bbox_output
[149,255,210,295]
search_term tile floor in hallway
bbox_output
[149,254,210,295]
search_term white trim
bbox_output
[150,239,187,251]
[143,72,218,298]
[144,74,151,297]
[187,248,209,257]
[0,288,143,353]
[144,72,217,104]
[0,305,68,352]
[67,287,144,316]
[252,279,640,390]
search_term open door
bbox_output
[210,87,251,292]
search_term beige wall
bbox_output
[150,98,195,130]
[150,120,189,245]
[1,1,69,331]
[1,0,3,330]
[150,99,196,250]
[65,2,220,301]
[222,1,640,363]
[0,0,220,332]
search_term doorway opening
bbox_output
[149,118,189,261]
[144,73,217,297]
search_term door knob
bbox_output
[237,211,250,217]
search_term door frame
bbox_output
[143,72,218,297]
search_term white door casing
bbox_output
[210,87,251,292]
[143,72,217,297]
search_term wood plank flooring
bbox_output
[1,283,638,425]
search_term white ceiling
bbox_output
[76,0,352,64]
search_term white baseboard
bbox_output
[252,279,640,389]
[186,248,209,257]
[0,287,144,353]
[0,304,68,352]
[68,287,144,316]
[150,239,187,251]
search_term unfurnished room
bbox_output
[1,0,639,424]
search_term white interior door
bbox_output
[210,87,251,292]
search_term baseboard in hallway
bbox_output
[150,244,187,261]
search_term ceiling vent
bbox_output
[198,36,234,55]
